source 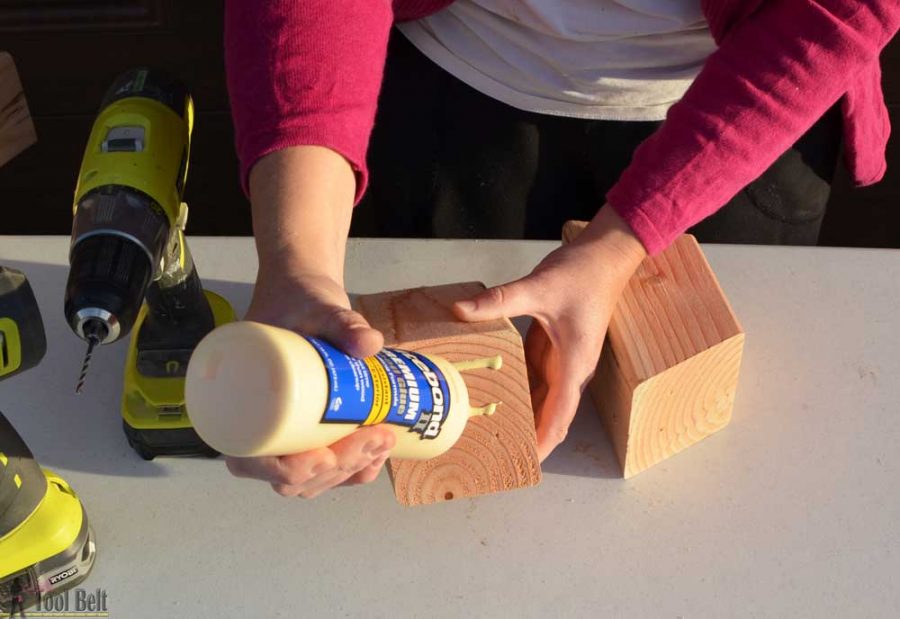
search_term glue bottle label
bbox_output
[307,337,452,440]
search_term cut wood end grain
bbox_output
[356,282,541,506]
[0,52,37,168]
[564,220,745,478]
[620,332,745,478]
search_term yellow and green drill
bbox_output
[0,267,96,615]
[64,69,234,459]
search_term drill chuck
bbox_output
[65,233,154,346]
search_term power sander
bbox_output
[0,267,96,616]
[64,68,235,460]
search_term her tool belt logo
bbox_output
[308,337,451,440]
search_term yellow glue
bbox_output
[184,321,502,459]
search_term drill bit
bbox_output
[75,319,107,394]
[75,335,99,394]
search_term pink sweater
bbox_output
[225,0,899,255]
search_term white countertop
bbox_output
[0,236,898,618]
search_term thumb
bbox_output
[453,279,537,322]
[316,306,384,359]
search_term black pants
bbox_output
[354,32,842,244]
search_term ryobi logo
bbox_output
[48,567,79,586]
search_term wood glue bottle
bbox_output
[185,321,502,459]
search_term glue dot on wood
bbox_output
[470,402,500,417]
[452,355,503,372]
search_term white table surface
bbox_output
[0,236,898,618]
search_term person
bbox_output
[223,1,899,498]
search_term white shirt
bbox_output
[399,0,717,121]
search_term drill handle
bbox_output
[147,232,213,326]
[137,234,215,376]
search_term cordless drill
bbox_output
[64,69,235,460]
[0,268,96,615]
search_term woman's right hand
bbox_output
[224,145,395,498]
[225,268,396,498]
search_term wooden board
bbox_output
[563,220,745,478]
[356,282,542,506]
[0,52,36,168]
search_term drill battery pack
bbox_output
[121,289,234,460]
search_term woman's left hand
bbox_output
[453,206,646,461]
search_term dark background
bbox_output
[1,0,897,246]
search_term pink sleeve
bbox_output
[224,0,394,201]
[607,1,900,255]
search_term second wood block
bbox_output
[563,221,745,478]
[356,282,542,506]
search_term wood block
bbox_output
[356,282,542,506]
[563,220,745,478]
[0,53,36,168]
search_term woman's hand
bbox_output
[225,269,396,498]
[225,145,394,498]
[454,207,646,461]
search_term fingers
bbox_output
[226,448,335,486]
[225,426,395,498]
[524,319,595,462]
[329,425,396,471]
[296,427,395,497]
[534,380,583,462]
[291,428,394,497]
[453,277,541,322]
[524,321,552,418]
[343,452,390,486]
